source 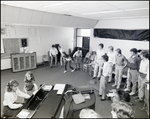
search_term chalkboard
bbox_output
[3,38,20,56]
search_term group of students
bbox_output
[84,43,149,102]
[49,45,82,73]
[2,71,38,117]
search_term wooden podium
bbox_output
[11,52,37,72]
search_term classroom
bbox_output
[1,1,149,118]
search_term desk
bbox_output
[14,84,95,118]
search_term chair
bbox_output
[42,54,49,66]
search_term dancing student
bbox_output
[49,45,58,68]
[23,71,38,103]
[112,48,127,89]
[2,79,30,117]
[98,54,112,101]
[63,52,75,73]
[107,46,116,83]
[73,48,82,70]
[124,48,141,95]
[92,43,105,80]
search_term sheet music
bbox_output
[17,109,30,118]
[53,84,66,94]
[146,84,149,90]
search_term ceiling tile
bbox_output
[1,5,5,22]
[18,8,33,24]
[31,11,44,24]
[41,12,53,25]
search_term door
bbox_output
[82,37,90,57]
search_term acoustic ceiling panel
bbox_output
[18,8,33,24]
[58,15,70,26]
[71,17,82,27]
[1,5,5,22]
[30,10,44,24]
[65,16,75,27]
[88,20,98,28]
[50,14,62,26]
[11,6,21,23]
[41,12,53,25]
[4,5,12,23]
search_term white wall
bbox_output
[90,18,149,58]
[1,23,74,70]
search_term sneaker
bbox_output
[92,77,96,79]
[112,84,117,87]
[129,92,135,96]
[108,80,111,83]
[124,88,130,92]
[71,69,75,72]
[116,86,120,89]
[64,70,67,73]
[97,77,100,80]
[101,99,106,101]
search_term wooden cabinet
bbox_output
[11,52,37,72]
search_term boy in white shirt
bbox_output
[92,43,105,80]
[136,50,149,102]
[73,48,82,70]
[107,46,115,83]
[49,45,58,68]
[98,54,112,101]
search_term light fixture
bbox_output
[99,10,124,13]
[81,12,100,15]
[125,8,149,11]
[43,3,64,8]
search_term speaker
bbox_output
[21,38,27,47]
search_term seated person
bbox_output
[2,79,30,117]
[111,101,134,118]
[83,50,92,64]
[107,89,132,105]
[79,108,102,118]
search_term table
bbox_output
[13,84,96,118]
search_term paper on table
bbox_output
[17,109,30,118]
[53,84,66,94]
[107,93,115,97]
[82,94,90,99]
[147,84,149,90]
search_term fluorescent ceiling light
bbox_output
[99,10,124,13]
[125,8,149,11]
[102,16,147,19]
[81,10,124,15]
[43,3,64,7]
[81,12,99,15]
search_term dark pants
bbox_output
[65,60,74,71]
[2,106,20,117]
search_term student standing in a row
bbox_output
[112,48,127,89]
[124,48,141,95]
[107,46,115,83]
[92,43,105,80]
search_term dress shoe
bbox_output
[101,99,106,101]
